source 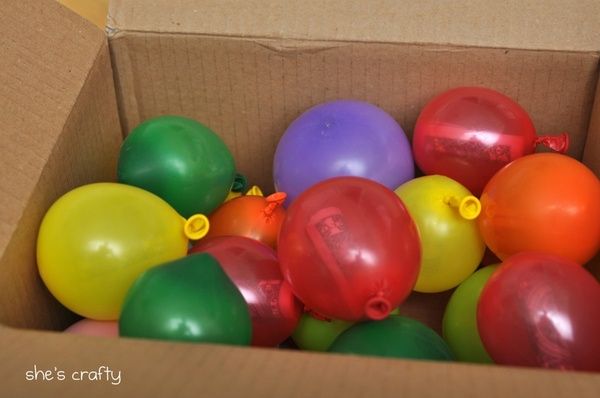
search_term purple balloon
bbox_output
[274,100,414,205]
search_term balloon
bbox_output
[292,313,353,352]
[329,315,454,361]
[478,153,600,264]
[190,236,302,346]
[65,319,119,338]
[119,253,251,345]
[478,252,600,371]
[395,175,485,292]
[117,115,236,217]
[443,265,498,363]
[205,192,286,249]
[292,308,398,351]
[37,183,208,320]
[413,87,569,195]
[278,176,421,321]
[274,100,414,205]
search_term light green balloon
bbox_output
[442,265,499,363]
[292,313,353,352]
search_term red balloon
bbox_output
[413,87,568,195]
[190,236,302,347]
[278,176,421,321]
[206,193,286,249]
[478,252,600,371]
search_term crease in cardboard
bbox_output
[106,28,600,58]
[253,39,346,56]
[108,35,141,135]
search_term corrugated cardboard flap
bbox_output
[108,0,600,52]
[0,0,122,329]
[3,327,600,397]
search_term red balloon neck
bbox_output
[534,133,569,153]
[365,295,392,320]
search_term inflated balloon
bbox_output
[478,252,600,371]
[274,100,414,205]
[329,315,454,361]
[443,265,498,363]
[65,319,119,338]
[413,87,569,195]
[37,183,208,320]
[479,153,600,264]
[395,175,485,292]
[205,192,286,249]
[278,177,421,321]
[190,236,302,346]
[119,253,251,345]
[118,115,236,217]
[292,313,354,352]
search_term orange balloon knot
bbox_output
[263,192,287,219]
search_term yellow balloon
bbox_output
[395,175,485,293]
[37,183,209,320]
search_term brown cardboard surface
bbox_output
[110,32,599,190]
[1,325,600,398]
[0,0,122,329]
[584,79,600,176]
[108,0,600,52]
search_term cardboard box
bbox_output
[1,0,599,396]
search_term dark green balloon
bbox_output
[119,253,252,345]
[118,115,236,217]
[329,315,454,361]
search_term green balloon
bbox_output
[292,313,353,352]
[442,265,499,363]
[119,253,251,345]
[118,115,236,217]
[329,315,454,361]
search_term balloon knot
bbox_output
[534,133,569,153]
[263,192,287,219]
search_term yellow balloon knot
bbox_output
[246,185,264,196]
[444,195,481,220]
[225,190,242,202]
[184,214,210,240]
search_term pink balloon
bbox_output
[65,319,119,338]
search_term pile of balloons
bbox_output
[37,88,600,372]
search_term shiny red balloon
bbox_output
[478,252,600,371]
[413,87,568,195]
[190,236,302,347]
[278,176,421,322]
[206,193,286,249]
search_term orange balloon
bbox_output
[205,192,286,249]
[479,153,600,264]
